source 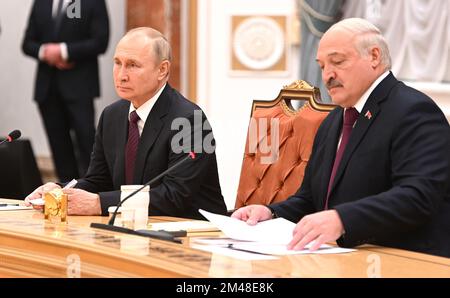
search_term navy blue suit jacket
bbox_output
[270,73,450,258]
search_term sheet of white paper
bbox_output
[230,243,356,255]
[191,237,250,246]
[199,209,296,245]
[191,244,278,260]
[149,220,219,232]
[0,205,33,211]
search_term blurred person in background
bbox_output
[22,0,110,182]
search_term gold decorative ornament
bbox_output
[44,189,67,223]
[283,80,315,91]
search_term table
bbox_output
[0,199,449,277]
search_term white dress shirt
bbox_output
[38,0,70,62]
[128,83,167,136]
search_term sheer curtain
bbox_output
[342,0,450,83]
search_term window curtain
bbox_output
[342,0,450,83]
[298,0,344,102]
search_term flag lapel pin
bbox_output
[365,110,372,120]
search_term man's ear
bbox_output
[370,46,382,68]
[158,60,170,80]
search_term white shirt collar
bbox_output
[52,0,70,18]
[353,71,390,113]
[128,83,166,135]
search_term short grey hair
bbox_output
[328,18,392,70]
[125,27,172,63]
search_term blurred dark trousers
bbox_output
[38,83,95,182]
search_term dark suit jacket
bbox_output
[75,84,227,219]
[22,0,109,102]
[271,73,450,257]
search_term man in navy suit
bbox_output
[232,18,450,258]
[22,0,110,181]
[26,27,226,219]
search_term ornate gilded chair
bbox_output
[234,81,336,208]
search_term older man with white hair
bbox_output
[233,18,450,258]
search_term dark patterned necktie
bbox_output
[324,107,359,209]
[125,111,140,185]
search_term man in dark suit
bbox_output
[232,18,450,258]
[26,27,226,219]
[22,0,110,181]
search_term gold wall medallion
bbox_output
[231,15,287,73]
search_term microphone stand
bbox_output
[90,152,196,243]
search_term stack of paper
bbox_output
[194,209,356,258]
[199,209,295,244]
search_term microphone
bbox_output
[0,130,21,146]
[90,151,197,242]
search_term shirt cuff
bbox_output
[60,43,69,61]
[38,45,46,61]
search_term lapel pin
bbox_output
[364,110,372,120]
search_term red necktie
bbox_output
[324,107,359,209]
[125,111,140,185]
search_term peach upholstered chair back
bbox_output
[235,80,336,208]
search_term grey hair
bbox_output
[328,18,392,70]
[125,27,172,63]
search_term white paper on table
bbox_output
[149,220,219,232]
[191,244,278,260]
[198,209,357,256]
[0,205,33,211]
[230,242,356,255]
[191,237,249,246]
[191,237,355,255]
[199,209,296,245]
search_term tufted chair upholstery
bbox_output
[235,81,336,209]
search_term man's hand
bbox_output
[63,188,102,216]
[288,210,345,251]
[55,60,75,70]
[24,182,61,210]
[43,43,62,65]
[231,205,273,225]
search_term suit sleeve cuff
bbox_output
[333,204,369,248]
[99,191,121,216]
[267,206,278,219]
